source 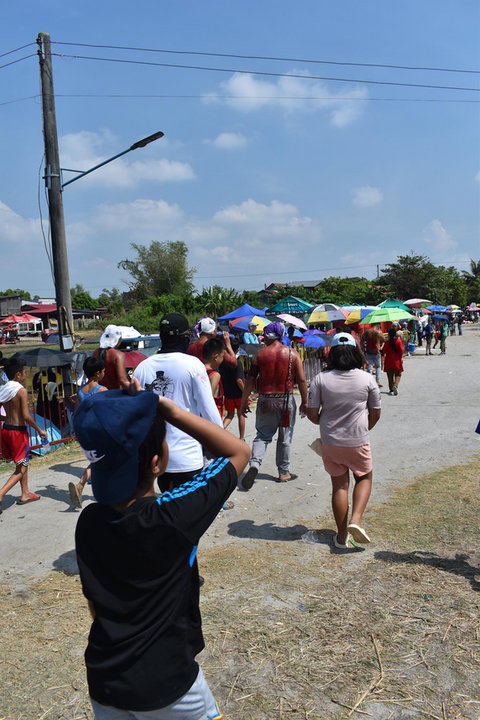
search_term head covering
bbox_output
[158,313,189,337]
[263,321,284,339]
[248,322,258,329]
[331,332,356,347]
[73,390,158,505]
[100,325,122,349]
[199,317,217,334]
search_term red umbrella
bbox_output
[0,314,25,323]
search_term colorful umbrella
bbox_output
[445,304,460,311]
[229,315,270,333]
[377,298,413,313]
[276,313,307,330]
[307,304,348,324]
[359,307,414,325]
[344,307,378,325]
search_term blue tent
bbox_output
[218,303,266,320]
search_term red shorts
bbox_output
[321,443,372,477]
[224,397,242,412]
[1,425,30,466]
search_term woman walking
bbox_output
[383,326,404,395]
[307,333,381,549]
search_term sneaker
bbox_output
[393,386,398,396]
[241,466,258,490]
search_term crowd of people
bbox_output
[0,307,472,719]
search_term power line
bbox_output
[51,41,480,75]
[51,53,480,93]
[0,94,40,106]
[0,53,37,70]
[0,42,35,58]
[54,93,479,104]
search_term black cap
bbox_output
[159,313,189,336]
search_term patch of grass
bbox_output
[0,459,479,719]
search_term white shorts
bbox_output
[91,668,222,720]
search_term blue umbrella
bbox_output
[304,334,327,348]
[304,329,324,336]
[431,314,449,321]
[218,303,266,320]
[426,304,448,312]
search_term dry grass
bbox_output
[0,460,479,719]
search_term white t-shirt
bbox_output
[307,369,381,447]
[134,352,223,473]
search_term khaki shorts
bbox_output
[321,443,372,477]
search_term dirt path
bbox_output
[0,325,479,585]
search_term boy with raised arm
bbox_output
[73,382,250,719]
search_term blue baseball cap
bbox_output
[73,390,158,505]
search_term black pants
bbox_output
[158,468,202,493]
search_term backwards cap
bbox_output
[73,390,158,505]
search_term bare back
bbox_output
[255,342,300,394]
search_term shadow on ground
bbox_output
[50,462,85,479]
[53,549,79,576]
[228,519,309,541]
[375,549,480,591]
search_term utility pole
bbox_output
[37,32,74,351]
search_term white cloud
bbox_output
[60,130,194,188]
[423,219,456,253]
[352,186,383,208]
[207,132,249,149]
[205,72,368,127]
[0,201,41,242]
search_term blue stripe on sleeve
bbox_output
[156,457,230,506]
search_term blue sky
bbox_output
[1,1,479,298]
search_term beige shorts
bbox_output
[321,443,372,478]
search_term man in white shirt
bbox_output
[134,313,223,491]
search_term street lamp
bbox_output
[38,32,164,352]
[61,132,164,189]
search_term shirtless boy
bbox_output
[239,322,307,488]
[0,359,48,512]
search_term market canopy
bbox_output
[0,313,42,324]
[377,298,412,313]
[218,303,266,320]
[268,296,314,314]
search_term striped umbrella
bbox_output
[307,304,348,324]
[344,306,378,325]
[229,315,270,333]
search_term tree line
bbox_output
[2,245,479,333]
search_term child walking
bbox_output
[69,356,107,509]
[73,381,249,719]
[0,359,48,513]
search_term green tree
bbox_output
[378,253,440,300]
[196,286,241,318]
[97,287,124,315]
[118,241,195,303]
[0,288,31,300]
[312,277,380,305]
[462,259,480,303]
[70,284,97,310]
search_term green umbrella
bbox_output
[359,307,414,325]
[377,298,412,313]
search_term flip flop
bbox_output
[16,493,41,506]
[333,533,351,549]
[240,466,258,491]
[68,482,83,509]
[347,523,371,543]
[277,473,298,483]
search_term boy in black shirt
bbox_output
[74,382,249,719]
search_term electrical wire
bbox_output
[53,92,480,104]
[51,41,480,75]
[0,94,40,106]
[37,154,55,283]
[51,53,480,93]
[0,53,37,70]
[0,42,35,58]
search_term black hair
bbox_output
[83,355,105,379]
[203,337,225,362]
[326,345,363,371]
[388,327,401,352]
[230,337,240,353]
[4,358,25,380]
[137,408,167,491]
[287,326,296,338]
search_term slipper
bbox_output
[347,523,371,544]
[240,466,258,491]
[277,473,298,483]
[16,493,41,506]
[68,482,83,509]
[333,533,351,549]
